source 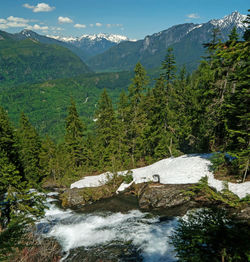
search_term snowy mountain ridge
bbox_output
[210,11,247,29]
[47,33,134,44]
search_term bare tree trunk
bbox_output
[167,137,173,156]
[243,159,249,182]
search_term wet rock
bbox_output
[65,241,143,262]
[138,183,197,216]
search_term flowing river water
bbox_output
[36,193,178,262]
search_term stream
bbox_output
[36,193,178,262]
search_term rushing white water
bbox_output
[38,197,178,262]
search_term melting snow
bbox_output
[71,154,250,199]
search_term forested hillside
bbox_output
[0,72,132,140]
[0,34,91,84]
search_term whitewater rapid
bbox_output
[38,195,178,262]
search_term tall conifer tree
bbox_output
[65,98,85,167]
[17,113,41,185]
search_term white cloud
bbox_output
[23,3,55,13]
[106,23,123,28]
[7,22,28,28]
[0,16,31,29]
[51,26,64,31]
[0,18,7,24]
[58,16,73,24]
[186,13,200,19]
[90,24,94,27]
[74,23,86,28]
[23,3,34,9]
[25,24,49,30]
[7,16,29,23]
[96,22,102,27]
[33,24,49,30]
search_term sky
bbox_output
[0,0,248,40]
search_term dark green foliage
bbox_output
[161,47,176,83]
[0,109,44,259]
[171,208,250,261]
[65,99,86,167]
[122,171,134,184]
[228,26,239,41]
[0,107,21,173]
[127,63,149,165]
[17,113,41,186]
[95,89,118,169]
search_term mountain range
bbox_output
[47,33,133,58]
[1,11,246,73]
[86,11,247,72]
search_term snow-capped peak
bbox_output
[46,33,133,44]
[210,11,247,29]
[46,35,77,42]
[21,29,35,38]
[79,33,130,43]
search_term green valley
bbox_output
[0,71,132,140]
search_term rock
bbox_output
[138,183,197,216]
[60,177,124,208]
[65,241,143,262]
[236,207,250,224]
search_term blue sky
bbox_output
[0,0,248,39]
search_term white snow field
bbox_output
[70,154,250,199]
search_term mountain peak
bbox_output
[79,33,130,43]
[210,11,247,28]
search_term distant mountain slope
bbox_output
[48,33,134,58]
[87,12,247,72]
[0,32,91,84]
[13,29,89,62]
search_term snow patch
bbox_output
[71,154,250,199]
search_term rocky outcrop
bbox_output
[60,176,125,208]
[60,180,250,219]
[138,183,197,216]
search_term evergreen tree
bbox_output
[65,98,86,167]
[0,107,21,173]
[17,113,41,185]
[39,136,57,181]
[0,110,44,259]
[171,208,250,262]
[116,91,131,167]
[228,26,239,41]
[160,47,176,89]
[95,89,118,169]
[127,63,149,165]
